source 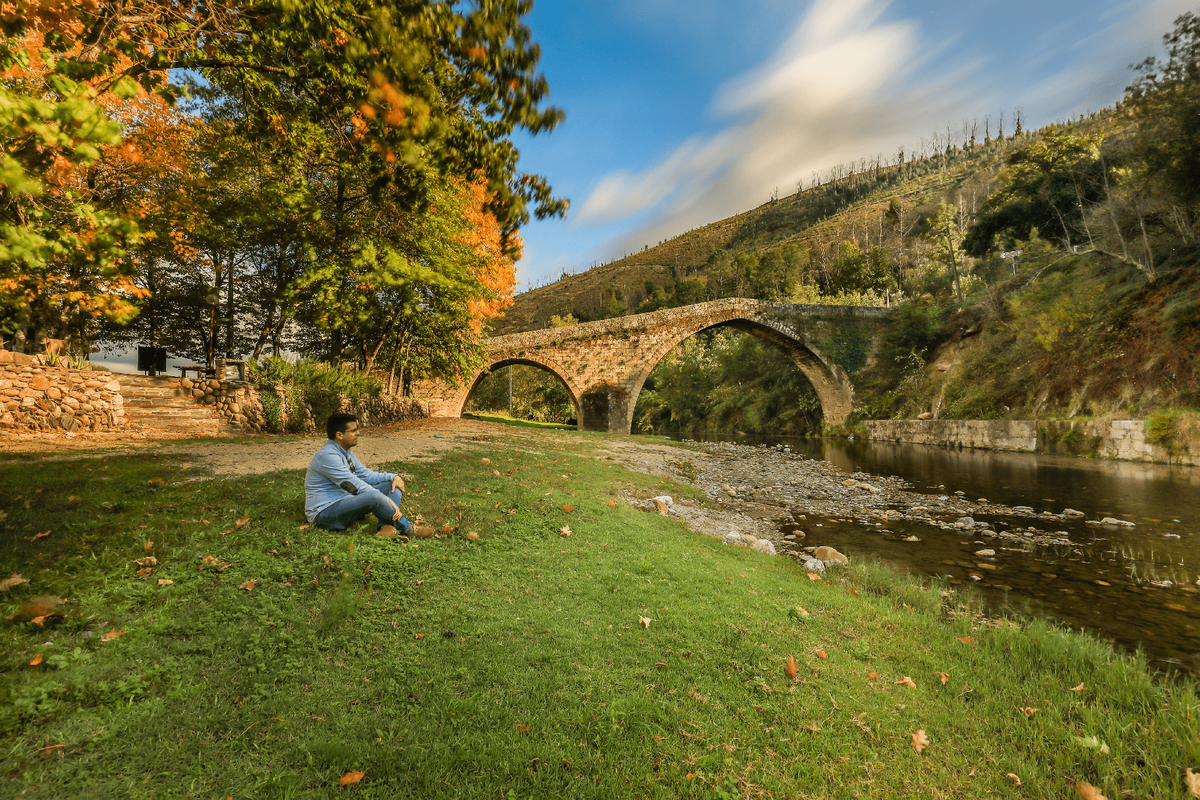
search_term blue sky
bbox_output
[509,0,1197,292]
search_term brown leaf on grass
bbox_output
[1186,768,1200,798]
[299,524,309,530]
[1069,682,1087,692]
[1076,781,1108,800]
[414,633,424,639]
[895,676,917,689]
[29,531,50,541]
[157,579,173,586]
[30,615,50,626]
[958,636,976,645]
[38,743,66,759]
[606,500,616,507]
[29,654,43,666]
[0,573,29,591]
[1021,706,1040,718]
[559,525,572,537]
[938,672,950,685]
[102,629,127,642]
[816,649,828,659]
[144,540,154,553]
[11,595,64,623]
[134,556,157,567]
[240,580,256,592]
[795,607,810,616]
[1007,774,1022,786]
[785,655,799,680]
[868,671,880,680]
[639,616,653,629]
[561,504,575,513]
[480,457,491,464]
[911,730,929,753]
[465,532,479,540]
[338,770,365,787]
[806,572,822,581]
[440,525,454,533]
[236,515,250,527]
[136,567,153,576]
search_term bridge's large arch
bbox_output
[615,312,854,435]
[449,356,582,420]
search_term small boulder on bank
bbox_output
[812,546,848,566]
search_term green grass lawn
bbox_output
[0,433,1197,798]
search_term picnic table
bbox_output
[178,365,213,379]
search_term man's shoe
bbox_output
[376,525,398,538]
[410,526,435,539]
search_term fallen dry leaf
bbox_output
[30,531,50,541]
[29,654,43,666]
[136,567,152,576]
[480,457,491,464]
[785,655,799,680]
[911,730,929,753]
[816,649,828,659]
[102,629,127,641]
[157,578,173,586]
[0,573,30,591]
[868,671,880,680]
[1069,682,1087,692]
[559,525,572,537]
[414,633,424,639]
[1186,768,1200,799]
[895,676,917,689]
[938,672,950,685]
[796,607,810,616]
[30,615,49,626]
[299,524,309,530]
[38,743,66,759]
[806,572,822,581]
[338,770,366,788]
[240,580,256,591]
[639,616,653,629]
[958,636,976,645]
[561,504,575,513]
[606,499,616,507]
[1021,706,1040,718]
[465,532,479,540]
[134,556,157,567]
[1076,781,1108,800]
[12,595,65,623]
[236,515,250,527]
[144,540,154,553]
[1007,774,1022,787]
[440,525,454,533]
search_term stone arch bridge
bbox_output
[415,298,892,434]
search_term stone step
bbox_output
[125,407,218,419]
[121,391,192,403]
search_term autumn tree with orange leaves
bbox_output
[2,0,562,378]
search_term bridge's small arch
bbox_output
[623,314,853,435]
[456,357,582,423]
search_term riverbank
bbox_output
[1,420,1197,798]
[860,417,1200,466]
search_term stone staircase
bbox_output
[118,374,243,436]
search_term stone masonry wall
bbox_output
[0,350,124,432]
[863,418,1199,466]
[195,378,429,434]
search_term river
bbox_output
[658,431,1200,675]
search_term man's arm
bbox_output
[311,447,378,497]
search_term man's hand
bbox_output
[391,475,405,495]
[388,497,402,521]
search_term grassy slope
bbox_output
[1,431,1197,798]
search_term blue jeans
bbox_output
[312,478,412,534]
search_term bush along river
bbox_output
[648,432,1200,675]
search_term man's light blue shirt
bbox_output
[304,440,396,522]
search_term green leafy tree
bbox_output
[963,131,1105,256]
[1125,11,1200,209]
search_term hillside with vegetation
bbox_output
[480,13,1200,440]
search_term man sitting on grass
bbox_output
[305,412,433,539]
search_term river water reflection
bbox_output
[659,432,1200,675]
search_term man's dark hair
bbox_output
[326,412,358,440]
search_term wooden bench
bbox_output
[177,365,211,379]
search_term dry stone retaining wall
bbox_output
[0,350,123,432]
[863,418,1199,466]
